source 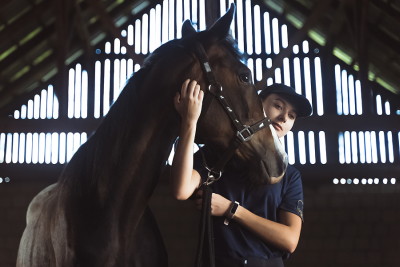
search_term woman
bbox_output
[171,79,312,267]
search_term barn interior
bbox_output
[1,0,400,266]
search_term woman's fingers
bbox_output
[181,79,201,99]
[176,79,202,121]
[197,88,204,101]
[181,79,203,100]
[181,79,190,97]
[192,84,202,99]
[187,80,198,97]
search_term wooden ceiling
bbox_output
[0,0,399,117]
[280,0,400,96]
[0,0,149,117]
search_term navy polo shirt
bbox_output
[193,152,304,260]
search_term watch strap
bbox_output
[224,201,239,225]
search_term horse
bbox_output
[16,4,287,267]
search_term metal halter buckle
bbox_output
[237,125,253,142]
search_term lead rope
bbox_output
[195,183,215,267]
[194,140,240,267]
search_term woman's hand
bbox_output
[174,79,204,125]
[195,190,232,217]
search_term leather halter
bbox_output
[191,41,271,185]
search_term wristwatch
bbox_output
[224,201,240,225]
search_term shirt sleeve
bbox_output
[279,166,304,222]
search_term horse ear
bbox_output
[207,3,235,38]
[182,20,197,38]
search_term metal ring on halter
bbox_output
[208,83,222,92]
[203,165,222,185]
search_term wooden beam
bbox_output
[371,0,400,23]
[321,0,348,116]
[74,0,93,56]
[205,0,220,28]
[0,25,54,77]
[367,21,400,61]
[0,0,51,40]
[355,0,372,114]
[74,0,96,119]
[54,0,73,118]
[0,53,57,116]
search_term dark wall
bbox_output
[1,176,400,267]
[0,179,54,267]
[286,184,400,267]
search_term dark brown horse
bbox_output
[17,5,287,267]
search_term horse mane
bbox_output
[142,39,182,68]
[57,66,152,199]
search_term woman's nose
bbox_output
[278,114,287,123]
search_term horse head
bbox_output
[178,4,288,184]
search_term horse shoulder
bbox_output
[17,183,61,267]
[26,183,58,225]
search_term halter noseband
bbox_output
[191,41,271,185]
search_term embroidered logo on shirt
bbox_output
[296,200,304,221]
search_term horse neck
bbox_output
[61,81,179,203]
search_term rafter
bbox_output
[0,53,56,113]
[74,0,93,56]
[0,25,54,78]
[355,0,371,113]
[0,0,51,47]
[371,0,400,23]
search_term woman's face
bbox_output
[262,93,297,138]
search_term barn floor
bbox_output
[1,173,400,267]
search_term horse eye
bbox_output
[239,73,250,83]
